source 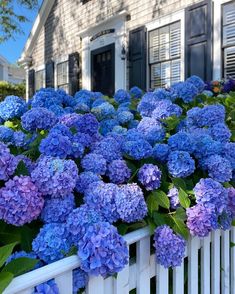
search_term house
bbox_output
[0,55,25,84]
[19,0,235,99]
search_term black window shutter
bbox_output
[45,60,54,88]
[28,69,35,98]
[185,0,212,81]
[129,26,146,90]
[68,52,80,96]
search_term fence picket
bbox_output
[221,230,230,294]
[201,233,211,294]
[55,271,73,294]
[86,275,105,294]
[17,290,34,294]
[188,237,199,294]
[173,263,184,294]
[156,264,168,294]
[104,277,114,294]
[211,230,221,294]
[231,227,235,294]
[136,236,151,294]
[113,245,129,294]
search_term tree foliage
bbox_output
[0,0,39,43]
[0,81,26,101]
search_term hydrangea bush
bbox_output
[0,77,235,292]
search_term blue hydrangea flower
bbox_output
[171,81,198,103]
[186,204,218,237]
[124,129,144,141]
[21,107,57,131]
[31,156,78,197]
[137,117,165,145]
[208,123,231,143]
[84,182,120,223]
[48,105,66,117]
[49,124,73,139]
[12,131,28,148]
[107,160,131,184]
[222,142,235,169]
[0,176,44,226]
[33,280,59,294]
[112,125,127,135]
[168,132,195,154]
[137,92,160,117]
[81,153,107,175]
[223,79,235,93]
[152,144,170,162]
[32,223,71,264]
[117,111,134,125]
[186,75,205,93]
[92,98,106,108]
[70,141,85,159]
[0,95,27,120]
[77,222,129,277]
[114,89,131,104]
[66,204,104,244]
[73,113,99,136]
[0,126,14,143]
[117,102,131,112]
[194,178,228,214]
[138,164,161,191]
[59,113,81,128]
[0,142,18,180]
[197,104,226,128]
[41,194,75,223]
[192,133,222,159]
[167,151,195,178]
[73,132,92,148]
[202,155,232,183]
[129,86,143,99]
[39,132,72,158]
[218,209,233,230]
[31,88,63,108]
[128,119,139,129]
[122,139,153,160]
[93,136,122,162]
[154,225,186,268]
[75,172,101,194]
[117,184,147,223]
[151,99,182,120]
[186,107,202,127]
[91,102,116,121]
[74,89,93,108]
[99,119,119,136]
[73,269,88,293]
[167,187,180,209]
[228,188,235,217]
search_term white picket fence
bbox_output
[3,226,235,294]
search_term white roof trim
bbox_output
[19,0,55,64]
[78,10,128,38]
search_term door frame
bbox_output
[91,43,115,95]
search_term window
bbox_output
[223,1,235,78]
[57,61,69,92]
[149,21,181,88]
[35,70,45,91]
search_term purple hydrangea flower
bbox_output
[130,86,142,99]
[73,269,88,293]
[152,144,170,162]
[186,204,218,237]
[0,142,18,180]
[0,126,14,143]
[137,117,165,145]
[186,75,205,93]
[21,107,57,131]
[0,176,44,226]
[218,209,233,230]
[172,81,198,103]
[33,280,59,294]
[31,156,78,197]
[122,139,153,160]
[138,164,162,191]
[106,160,131,184]
[202,155,232,183]
[117,184,148,223]
[66,204,104,244]
[208,123,231,143]
[41,194,75,223]
[167,187,180,209]
[168,132,195,154]
[154,225,186,268]
[228,188,235,217]
[77,222,129,276]
[114,89,131,104]
[81,153,107,175]
[59,113,81,128]
[75,172,101,193]
[194,178,228,214]
[84,182,120,223]
[32,223,71,264]
[70,113,99,136]
[167,151,195,178]
[0,95,27,121]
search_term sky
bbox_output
[0,1,43,64]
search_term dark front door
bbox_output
[91,44,115,96]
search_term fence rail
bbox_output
[4,227,235,294]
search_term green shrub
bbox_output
[0,81,26,101]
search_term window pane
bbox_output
[171,59,181,85]
[150,64,161,88]
[170,23,181,58]
[57,61,68,87]
[224,47,235,78]
[159,26,170,61]
[35,70,45,91]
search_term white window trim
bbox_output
[54,55,69,90]
[213,0,235,80]
[145,9,185,88]
[35,64,45,89]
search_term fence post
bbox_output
[188,237,200,294]
[156,264,169,294]
[221,230,230,294]
[55,271,73,294]
[114,245,130,294]
[86,275,105,294]
[173,263,184,294]
[211,230,221,294]
[201,233,211,294]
